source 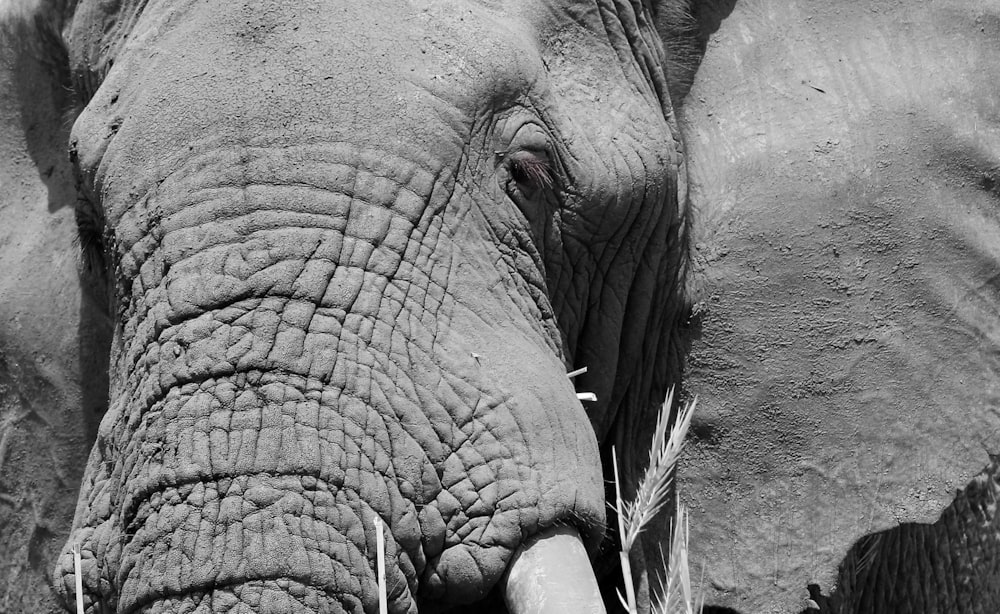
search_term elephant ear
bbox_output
[649,0,740,106]
[1,2,78,214]
[0,2,108,611]
[647,0,700,106]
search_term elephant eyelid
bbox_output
[509,151,554,191]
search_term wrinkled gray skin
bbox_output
[38,0,691,612]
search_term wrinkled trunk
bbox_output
[54,143,605,612]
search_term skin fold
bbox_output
[20,0,692,612]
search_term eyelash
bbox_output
[510,153,554,191]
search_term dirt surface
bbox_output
[680,1,1000,612]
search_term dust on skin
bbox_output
[681,1,1000,612]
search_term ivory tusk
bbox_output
[501,526,607,614]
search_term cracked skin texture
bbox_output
[0,0,693,612]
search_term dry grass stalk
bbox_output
[651,505,702,614]
[569,367,597,402]
[622,389,696,551]
[613,388,698,614]
[73,545,84,614]
[374,516,388,614]
[612,449,639,614]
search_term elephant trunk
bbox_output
[56,145,605,612]
[73,341,420,612]
[116,472,388,613]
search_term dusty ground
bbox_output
[681,0,1000,612]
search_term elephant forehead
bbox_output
[71,0,538,128]
[68,0,674,184]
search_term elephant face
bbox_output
[55,1,690,612]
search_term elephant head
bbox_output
[49,0,694,611]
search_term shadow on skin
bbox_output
[7,10,113,442]
[669,0,739,103]
[8,12,77,214]
[652,0,740,106]
[700,459,1000,614]
[802,457,1000,614]
[692,0,739,46]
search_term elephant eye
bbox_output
[503,149,557,204]
[509,150,554,191]
[498,147,560,247]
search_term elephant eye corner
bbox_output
[75,196,108,275]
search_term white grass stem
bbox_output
[616,587,629,612]
[577,392,598,402]
[73,545,84,614]
[652,505,704,614]
[612,447,638,614]
[567,367,588,379]
[659,506,693,614]
[374,516,387,614]
[619,551,638,614]
[611,447,627,554]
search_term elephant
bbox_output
[3,0,1000,613]
[1,0,696,612]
